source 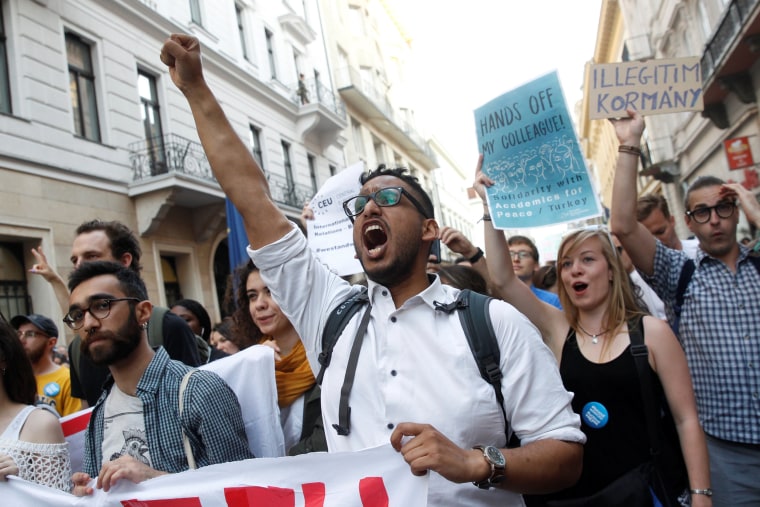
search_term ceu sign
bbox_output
[588,56,703,119]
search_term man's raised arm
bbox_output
[160,34,292,249]
[608,110,657,276]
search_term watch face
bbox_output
[485,446,506,467]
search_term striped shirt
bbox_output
[84,347,253,476]
[647,240,760,443]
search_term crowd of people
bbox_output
[0,32,758,507]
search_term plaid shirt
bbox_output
[83,347,253,476]
[647,240,760,443]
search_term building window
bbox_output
[0,5,11,115]
[265,29,276,79]
[0,243,30,318]
[281,140,293,190]
[249,125,263,169]
[351,119,365,157]
[138,70,166,174]
[66,32,100,142]
[373,136,384,166]
[161,256,182,306]
[329,164,336,176]
[348,5,364,37]
[235,4,248,61]
[308,154,317,193]
[189,0,203,26]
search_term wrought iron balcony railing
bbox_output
[701,0,759,84]
[292,77,346,118]
[265,171,315,209]
[129,134,314,209]
[129,133,215,183]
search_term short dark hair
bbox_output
[0,319,37,405]
[360,165,435,219]
[437,264,488,295]
[76,220,143,272]
[172,298,212,342]
[533,264,557,290]
[68,260,148,301]
[508,235,539,262]
[636,194,671,221]
[685,175,726,211]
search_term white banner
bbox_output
[2,444,428,506]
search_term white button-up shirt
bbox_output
[250,228,584,506]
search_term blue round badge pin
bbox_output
[43,382,61,397]
[581,401,609,429]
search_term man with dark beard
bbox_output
[161,33,584,507]
[66,261,252,496]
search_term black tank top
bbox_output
[547,329,654,499]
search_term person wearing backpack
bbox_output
[28,220,202,407]
[611,110,760,507]
[476,156,710,507]
[163,33,585,507]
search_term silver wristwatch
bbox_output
[472,445,506,489]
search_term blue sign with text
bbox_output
[474,71,601,229]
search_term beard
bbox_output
[358,236,421,288]
[81,312,143,366]
[26,342,48,365]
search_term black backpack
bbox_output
[316,287,512,443]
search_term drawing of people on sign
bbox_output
[474,71,602,229]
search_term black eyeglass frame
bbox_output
[342,186,431,222]
[63,297,141,330]
[685,201,736,224]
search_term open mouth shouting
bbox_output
[571,282,588,295]
[363,222,388,259]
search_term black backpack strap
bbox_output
[435,290,509,442]
[628,316,662,458]
[317,287,369,385]
[332,302,372,436]
[671,259,695,336]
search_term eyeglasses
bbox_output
[686,202,736,224]
[342,187,431,222]
[63,297,140,330]
[17,330,49,340]
[509,251,534,261]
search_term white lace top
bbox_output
[0,405,72,491]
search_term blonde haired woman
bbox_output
[474,158,711,506]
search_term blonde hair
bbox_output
[556,227,644,356]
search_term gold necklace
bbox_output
[576,322,611,345]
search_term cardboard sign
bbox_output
[474,71,602,229]
[724,136,754,170]
[588,57,703,119]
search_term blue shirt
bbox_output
[531,285,562,309]
[647,240,760,444]
[83,347,253,476]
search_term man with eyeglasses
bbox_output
[611,110,760,507]
[162,34,584,506]
[11,313,81,417]
[66,261,252,496]
[507,236,562,309]
[28,219,202,408]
